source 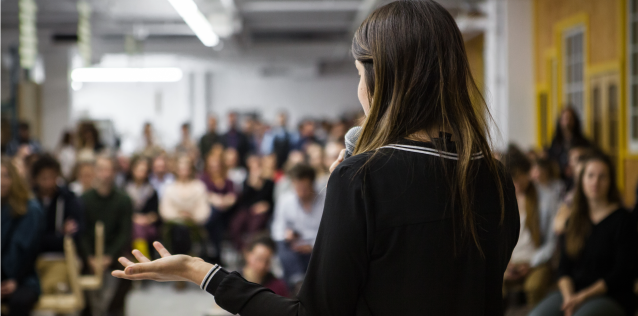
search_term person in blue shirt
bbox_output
[1,157,45,316]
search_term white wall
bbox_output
[71,56,361,154]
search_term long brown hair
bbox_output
[565,152,621,258]
[503,146,542,247]
[351,0,504,254]
[1,157,32,217]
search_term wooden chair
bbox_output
[79,221,104,290]
[34,236,85,313]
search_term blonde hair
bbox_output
[1,157,32,217]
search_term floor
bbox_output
[126,282,231,316]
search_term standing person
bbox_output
[548,107,591,186]
[112,1,520,315]
[224,148,246,195]
[229,155,275,251]
[292,120,318,151]
[200,152,236,263]
[31,155,84,295]
[1,158,45,316]
[502,146,559,307]
[5,121,43,157]
[269,164,323,292]
[175,123,199,163]
[159,155,210,256]
[241,235,290,297]
[261,112,293,170]
[125,156,160,259]
[199,115,221,162]
[80,156,133,316]
[222,112,250,167]
[56,131,77,181]
[77,122,104,160]
[138,123,163,159]
[149,154,175,199]
[530,153,637,316]
[69,161,95,197]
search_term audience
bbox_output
[125,156,160,259]
[230,154,275,251]
[200,151,236,263]
[80,156,133,316]
[199,115,221,162]
[69,160,95,197]
[159,155,210,257]
[271,164,325,291]
[241,235,290,297]
[547,107,591,188]
[261,112,293,170]
[5,121,43,157]
[224,147,247,194]
[31,155,84,295]
[56,131,77,180]
[222,112,251,167]
[530,152,638,316]
[175,123,199,163]
[502,146,560,307]
[149,154,174,199]
[1,158,45,316]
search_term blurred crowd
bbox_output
[1,106,638,316]
[0,111,355,316]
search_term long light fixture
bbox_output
[71,68,183,82]
[167,0,220,47]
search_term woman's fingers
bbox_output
[118,257,135,267]
[153,241,172,258]
[132,249,151,263]
[112,270,156,281]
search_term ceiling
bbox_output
[1,0,486,66]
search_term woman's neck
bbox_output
[406,125,454,143]
[588,198,611,213]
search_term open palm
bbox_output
[112,241,212,284]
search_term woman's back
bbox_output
[292,139,520,316]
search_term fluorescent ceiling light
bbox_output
[71,68,183,82]
[167,0,220,47]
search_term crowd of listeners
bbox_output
[0,111,349,316]
[1,106,637,316]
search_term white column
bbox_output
[40,45,73,150]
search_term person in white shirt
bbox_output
[271,163,325,291]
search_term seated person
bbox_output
[530,152,637,316]
[31,154,84,295]
[271,164,325,292]
[125,156,160,259]
[80,155,133,316]
[502,146,559,307]
[1,157,45,316]
[160,155,210,256]
[230,154,274,251]
[241,235,289,297]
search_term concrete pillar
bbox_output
[40,45,73,150]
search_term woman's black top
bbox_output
[557,208,638,315]
[202,139,520,316]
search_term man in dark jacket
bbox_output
[31,154,84,295]
[222,112,250,167]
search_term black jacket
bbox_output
[35,186,85,254]
[203,139,520,316]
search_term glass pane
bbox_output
[609,84,618,149]
[593,87,601,146]
[633,115,638,140]
[633,52,638,76]
[633,21,638,44]
[633,84,638,108]
[633,0,638,14]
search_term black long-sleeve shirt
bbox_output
[202,139,520,315]
[36,186,85,254]
[557,208,638,315]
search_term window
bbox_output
[539,92,548,146]
[564,28,585,120]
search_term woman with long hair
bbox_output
[125,156,160,259]
[1,157,45,316]
[530,153,637,316]
[112,1,520,315]
[502,146,558,307]
[547,107,591,187]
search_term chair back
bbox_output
[94,221,105,286]
[63,236,85,310]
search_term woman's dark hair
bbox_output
[127,155,151,183]
[552,106,588,146]
[31,154,62,179]
[502,145,541,247]
[565,152,622,258]
[245,234,277,253]
[534,157,558,180]
[60,131,74,146]
[288,163,316,183]
[351,0,503,255]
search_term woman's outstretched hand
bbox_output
[111,241,214,285]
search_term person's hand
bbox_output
[561,293,585,316]
[284,229,298,243]
[112,242,212,284]
[133,214,150,226]
[516,263,531,277]
[64,219,79,235]
[293,244,313,254]
[329,149,346,174]
[102,256,113,269]
[251,201,270,215]
[1,280,17,297]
